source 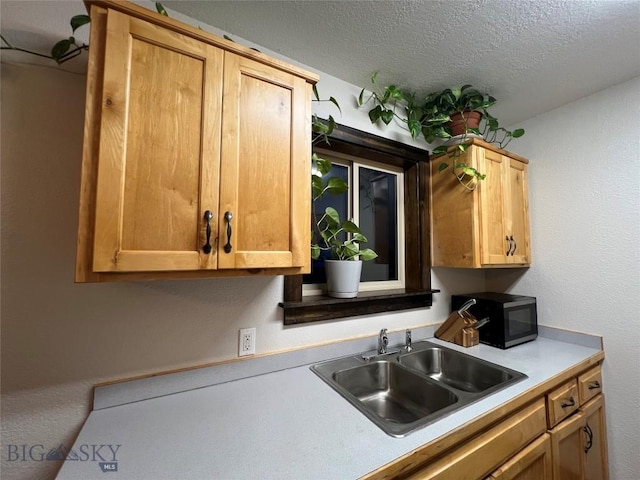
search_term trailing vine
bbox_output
[0,3,169,64]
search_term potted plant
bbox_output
[358,74,524,190]
[310,89,377,298]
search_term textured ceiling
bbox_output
[162,0,640,126]
[2,1,639,126]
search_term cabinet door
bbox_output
[505,158,530,264]
[478,148,509,265]
[487,433,553,480]
[549,410,586,480]
[219,53,311,270]
[92,9,223,272]
[582,395,609,480]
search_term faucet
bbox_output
[378,328,388,354]
[405,329,412,352]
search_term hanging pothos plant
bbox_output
[358,73,525,190]
[1,2,170,64]
[310,86,377,262]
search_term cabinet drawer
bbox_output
[578,366,603,405]
[546,379,579,428]
[405,399,546,480]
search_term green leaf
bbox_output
[432,127,452,139]
[320,229,335,244]
[325,177,349,195]
[380,109,394,125]
[359,249,378,261]
[341,220,360,234]
[368,105,383,124]
[328,96,341,114]
[357,88,365,106]
[51,39,71,61]
[325,115,337,135]
[312,175,323,199]
[387,85,403,100]
[312,118,329,134]
[352,232,367,243]
[311,245,321,260]
[156,2,168,16]
[433,146,449,155]
[312,84,320,101]
[315,156,332,176]
[512,128,525,138]
[70,15,90,33]
[438,161,449,172]
[371,71,378,84]
[408,119,421,140]
[343,243,359,259]
[324,207,340,226]
[425,113,450,124]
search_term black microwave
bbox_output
[451,292,538,349]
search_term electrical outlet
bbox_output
[238,328,256,357]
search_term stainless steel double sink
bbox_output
[311,340,526,437]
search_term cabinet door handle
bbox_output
[509,235,516,255]
[583,424,593,453]
[505,236,512,256]
[588,380,601,390]
[203,210,213,254]
[561,397,576,409]
[223,211,233,253]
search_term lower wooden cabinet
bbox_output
[404,400,547,480]
[549,394,608,480]
[486,433,553,480]
[363,359,607,480]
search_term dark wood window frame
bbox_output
[279,122,438,325]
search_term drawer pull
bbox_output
[583,424,593,453]
[505,236,511,256]
[203,210,213,254]
[509,235,516,255]
[588,380,601,390]
[223,211,233,253]
[561,397,576,409]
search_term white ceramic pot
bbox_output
[325,260,362,298]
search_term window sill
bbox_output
[279,289,440,325]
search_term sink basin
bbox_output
[311,340,527,437]
[399,347,522,393]
[333,361,458,431]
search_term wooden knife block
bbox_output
[435,310,480,348]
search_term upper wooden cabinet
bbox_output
[76,1,317,282]
[430,139,531,268]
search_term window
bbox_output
[304,149,405,294]
[280,122,437,325]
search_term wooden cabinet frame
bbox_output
[76,0,318,282]
[430,138,531,268]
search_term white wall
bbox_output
[487,76,640,480]
[0,59,484,480]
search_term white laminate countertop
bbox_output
[55,335,602,480]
